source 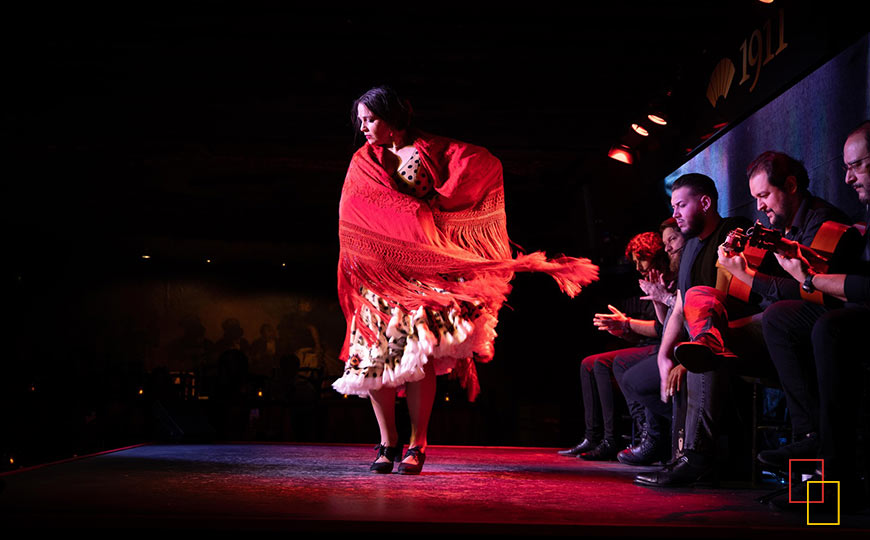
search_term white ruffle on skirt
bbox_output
[332,288,497,397]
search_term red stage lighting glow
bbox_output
[648,114,667,126]
[631,124,649,136]
[608,145,634,164]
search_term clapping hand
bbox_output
[593,304,630,336]
[639,270,672,305]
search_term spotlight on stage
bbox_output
[608,144,635,165]
[647,113,668,126]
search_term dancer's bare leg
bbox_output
[404,367,437,463]
[369,386,398,463]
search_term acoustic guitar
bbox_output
[716,220,851,304]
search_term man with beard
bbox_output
[633,173,752,485]
[636,153,856,486]
[712,152,856,471]
[762,122,870,512]
[718,152,854,307]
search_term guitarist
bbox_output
[717,151,858,306]
[638,152,855,489]
[727,152,862,471]
[761,123,870,512]
[675,151,856,376]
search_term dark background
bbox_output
[3,3,866,468]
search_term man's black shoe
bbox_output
[617,435,670,466]
[634,454,716,487]
[757,432,818,469]
[557,438,600,456]
[580,439,619,461]
[673,342,735,373]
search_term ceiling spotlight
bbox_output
[608,144,635,165]
[647,113,667,126]
[631,123,649,136]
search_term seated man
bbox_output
[681,152,856,470]
[679,151,855,373]
[559,232,669,459]
[763,122,870,511]
[633,173,752,486]
[637,152,855,487]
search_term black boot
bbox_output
[617,433,670,466]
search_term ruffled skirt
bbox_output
[332,287,497,397]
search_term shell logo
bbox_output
[706,58,736,108]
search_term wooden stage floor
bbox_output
[1,443,867,536]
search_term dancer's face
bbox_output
[358,104,391,146]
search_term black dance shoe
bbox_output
[370,443,404,474]
[557,438,601,456]
[580,439,619,461]
[397,446,426,475]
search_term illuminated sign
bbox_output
[707,8,788,107]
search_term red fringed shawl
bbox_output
[337,133,598,390]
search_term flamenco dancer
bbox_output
[333,86,598,474]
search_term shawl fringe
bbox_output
[336,132,599,397]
